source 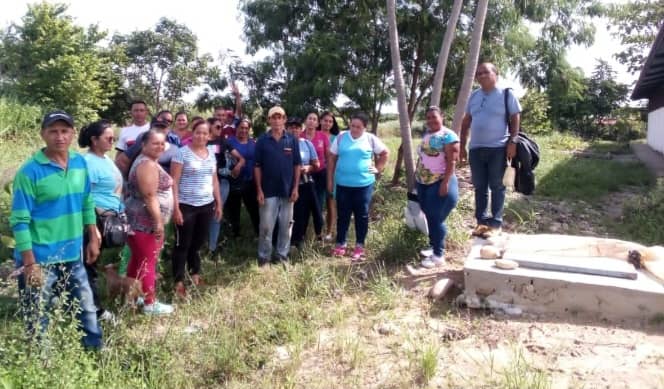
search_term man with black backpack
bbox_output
[460,62,521,237]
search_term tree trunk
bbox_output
[430,0,464,108]
[387,0,416,192]
[407,39,424,123]
[451,0,490,134]
[391,144,404,186]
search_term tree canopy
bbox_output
[607,0,664,74]
[0,2,115,123]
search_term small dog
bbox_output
[104,264,143,308]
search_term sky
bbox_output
[3,0,638,104]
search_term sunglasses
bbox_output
[214,124,222,129]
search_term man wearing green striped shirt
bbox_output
[10,111,103,350]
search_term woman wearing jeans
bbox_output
[416,106,460,268]
[207,117,244,251]
[327,113,389,261]
[171,119,222,297]
[79,119,123,322]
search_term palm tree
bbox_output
[451,0,490,134]
[430,0,465,108]
[386,0,416,192]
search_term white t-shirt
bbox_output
[116,123,150,152]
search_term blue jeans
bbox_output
[258,197,294,259]
[208,178,230,250]
[18,260,103,350]
[417,176,459,257]
[469,147,506,228]
[335,184,373,246]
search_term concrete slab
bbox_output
[462,234,664,322]
[631,142,664,177]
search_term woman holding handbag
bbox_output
[78,120,126,322]
[415,106,459,268]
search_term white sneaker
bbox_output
[324,234,334,242]
[98,310,118,325]
[421,255,445,269]
[142,301,174,315]
[419,247,433,257]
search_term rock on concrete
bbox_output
[462,234,664,322]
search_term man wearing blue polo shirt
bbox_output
[254,106,302,266]
[460,62,521,236]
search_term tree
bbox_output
[0,3,115,123]
[240,0,393,130]
[519,89,552,134]
[430,0,464,108]
[584,59,630,138]
[607,0,664,74]
[451,0,490,134]
[387,0,416,192]
[109,18,212,110]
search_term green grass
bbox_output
[611,178,664,245]
[533,133,652,201]
[0,129,660,387]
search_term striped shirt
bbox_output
[10,150,96,266]
[172,145,216,206]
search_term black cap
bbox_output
[41,110,74,129]
[286,117,302,126]
[150,119,170,130]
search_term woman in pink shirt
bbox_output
[415,106,460,269]
[301,112,330,238]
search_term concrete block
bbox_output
[462,235,664,321]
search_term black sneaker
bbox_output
[257,257,270,267]
[272,254,288,264]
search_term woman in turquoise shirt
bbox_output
[79,119,124,322]
[327,113,389,261]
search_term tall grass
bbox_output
[0,129,659,387]
[0,97,42,139]
[611,178,664,245]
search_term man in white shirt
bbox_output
[115,100,150,163]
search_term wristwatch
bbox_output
[509,135,519,144]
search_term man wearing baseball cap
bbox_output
[10,110,103,349]
[254,106,302,265]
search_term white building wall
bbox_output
[648,107,664,154]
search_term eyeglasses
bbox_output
[480,96,487,109]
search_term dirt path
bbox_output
[284,162,664,388]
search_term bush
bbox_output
[0,97,42,138]
[520,90,553,135]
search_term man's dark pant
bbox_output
[225,182,260,237]
[469,146,506,228]
[291,181,324,247]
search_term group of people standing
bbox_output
[9,61,520,349]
